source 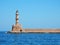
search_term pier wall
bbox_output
[24,29,60,33]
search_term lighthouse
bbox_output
[11,10,23,33]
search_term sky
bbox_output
[0,0,60,31]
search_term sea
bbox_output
[0,32,60,45]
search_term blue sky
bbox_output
[0,0,60,31]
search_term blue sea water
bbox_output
[0,32,60,45]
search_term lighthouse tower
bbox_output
[11,10,22,32]
[16,10,19,24]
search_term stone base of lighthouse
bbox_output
[11,23,23,33]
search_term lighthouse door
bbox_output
[20,30,22,32]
